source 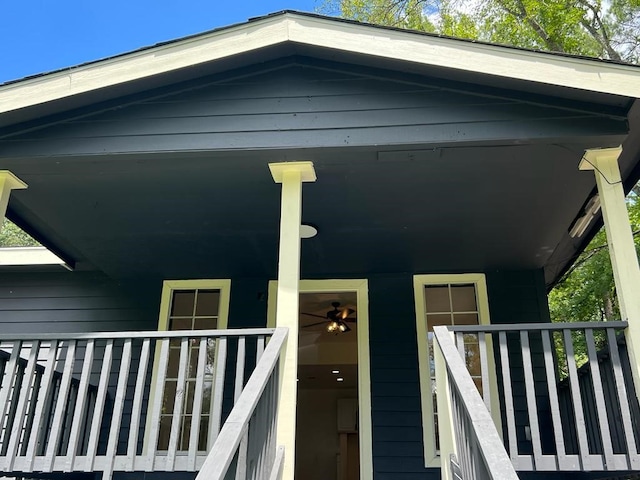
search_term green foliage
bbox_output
[323,0,640,62]
[0,219,40,247]
[548,190,640,324]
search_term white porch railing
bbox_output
[0,327,287,480]
[433,321,640,478]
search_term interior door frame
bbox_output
[267,278,373,480]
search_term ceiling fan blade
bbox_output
[301,320,328,328]
[343,317,357,323]
[340,308,356,320]
[300,312,327,320]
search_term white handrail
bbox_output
[433,325,520,480]
[195,327,288,480]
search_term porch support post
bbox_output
[269,161,316,480]
[580,147,640,398]
[0,171,27,234]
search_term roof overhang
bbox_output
[2,11,640,122]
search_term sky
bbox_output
[0,0,323,84]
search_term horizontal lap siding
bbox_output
[0,62,626,157]
[0,270,158,334]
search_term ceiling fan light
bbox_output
[327,321,339,333]
[338,322,348,332]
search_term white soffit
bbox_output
[0,247,65,266]
[1,12,640,116]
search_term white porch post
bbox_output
[580,147,640,398]
[269,161,316,480]
[0,171,27,234]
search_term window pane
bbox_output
[465,343,481,376]
[451,285,477,311]
[427,314,452,331]
[169,317,192,331]
[194,317,218,330]
[425,286,450,313]
[162,381,177,414]
[195,290,220,316]
[171,291,195,316]
[453,313,479,326]
[167,348,181,378]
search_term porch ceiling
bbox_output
[3,140,625,286]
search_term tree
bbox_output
[0,219,40,247]
[322,0,640,62]
[548,189,640,324]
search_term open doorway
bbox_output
[296,291,359,480]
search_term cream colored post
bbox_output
[269,161,316,480]
[434,334,455,480]
[581,147,640,399]
[0,171,27,234]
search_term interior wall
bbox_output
[296,388,357,480]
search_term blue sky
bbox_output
[0,0,323,83]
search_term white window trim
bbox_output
[413,273,501,468]
[145,278,231,453]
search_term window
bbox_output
[151,279,231,452]
[413,274,495,467]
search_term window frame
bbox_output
[413,273,500,467]
[145,279,231,453]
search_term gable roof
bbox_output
[2,10,640,125]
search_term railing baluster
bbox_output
[145,337,170,471]
[498,331,519,464]
[25,340,59,469]
[5,341,40,472]
[210,337,228,445]
[520,331,548,469]
[44,340,77,471]
[606,328,640,469]
[64,339,94,472]
[104,339,133,480]
[563,329,596,470]
[126,338,150,471]
[478,332,491,409]
[235,337,246,403]
[257,336,265,363]
[84,339,113,472]
[235,337,248,480]
[540,330,573,470]
[585,328,617,468]
[166,337,189,471]
[0,341,21,465]
[188,337,208,470]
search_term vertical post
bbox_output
[580,146,640,399]
[269,161,316,480]
[434,333,456,480]
[0,171,27,233]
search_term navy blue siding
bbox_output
[0,61,627,158]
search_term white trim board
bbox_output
[1,13,640,116]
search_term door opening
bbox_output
[296,292,360,480]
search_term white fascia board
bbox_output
[0,247,65,266]
[0,16,291,115]
[287,15,640,98]
[1,13,640,116]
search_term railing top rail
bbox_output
[196,327,288,480]
[433,324,520,480]
[447,321,628,333]
[0,327,277,341]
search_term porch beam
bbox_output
[269,161,316,480]
[580,147,640,399]
[0,171,27,234]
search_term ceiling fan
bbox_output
[301,302,356,334]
